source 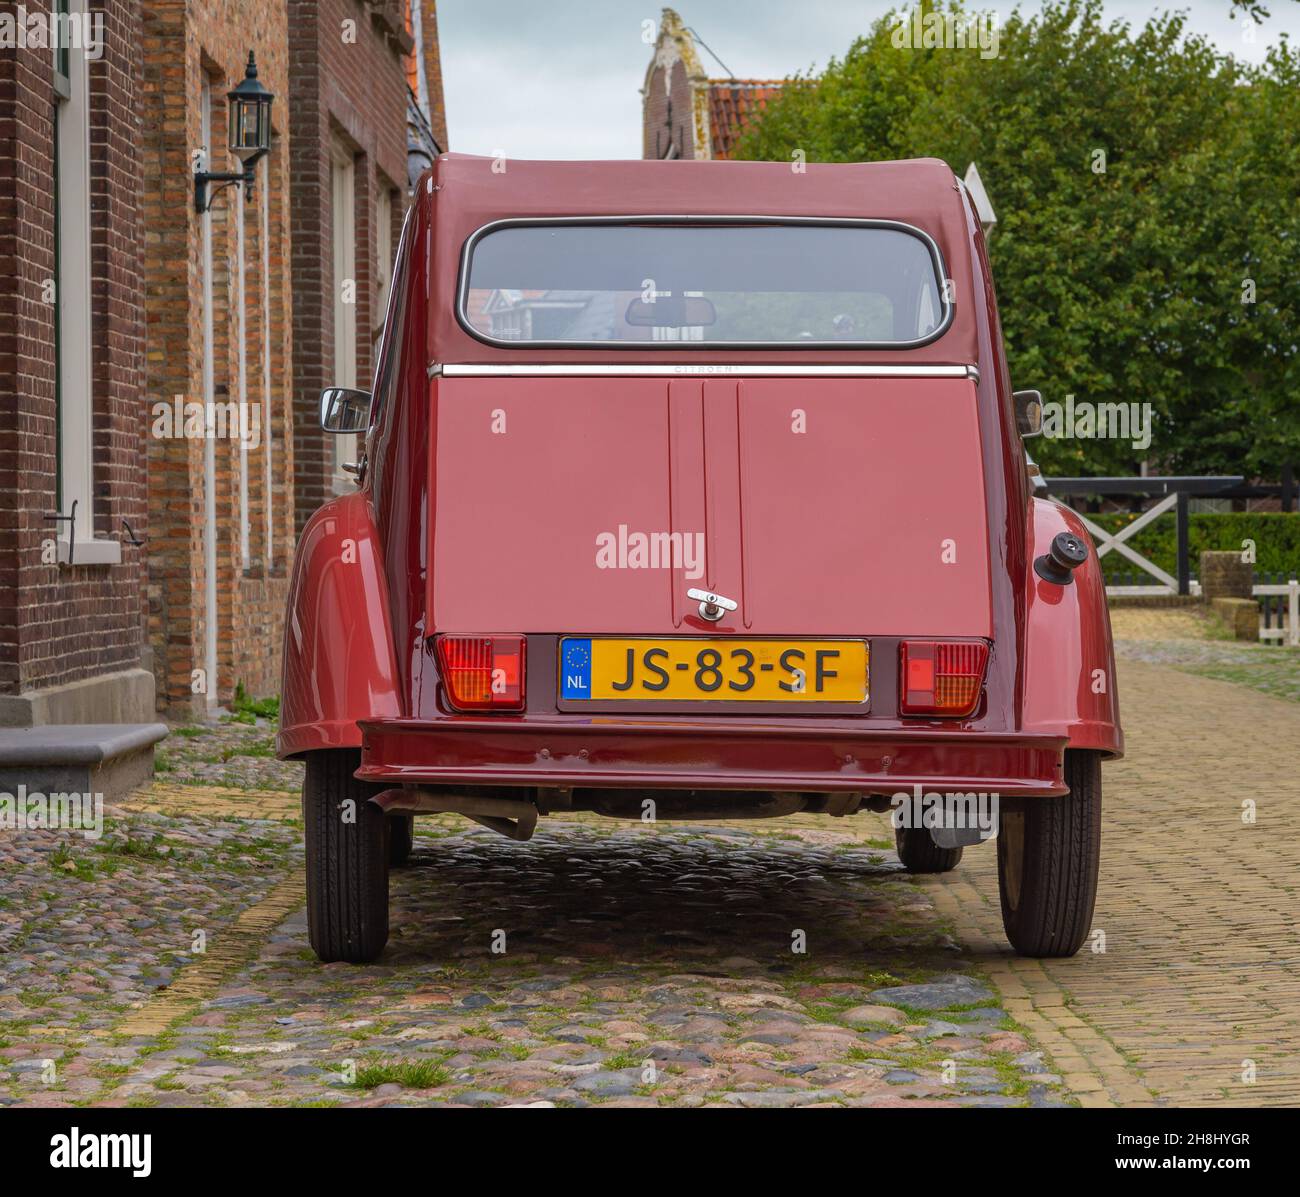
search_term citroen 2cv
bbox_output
[278,154,1122,964]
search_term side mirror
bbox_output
[1013,389,1043,438]
[320,387,371,434]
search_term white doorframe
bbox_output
[375,183,393,328]
[236,184,249,569]
[54,0,119,564]
[261,153,273,565]
[331,142,357,490]
[200,77,218,708]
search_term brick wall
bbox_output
[642,58,701,161]
[0,0,148,699]
[142,0,295,713]
[414,0,447,151]
[641,10,706,160]
[289,0,411,540]
[1,0,420,716]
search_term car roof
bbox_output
[424,153,982,366]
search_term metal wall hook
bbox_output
[44,499,78,566]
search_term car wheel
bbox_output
[303,749,389,963]
[997,749,1101,958]
[388,814,414,867]
[894,825,963,873]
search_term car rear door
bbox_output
[429,373,991,639]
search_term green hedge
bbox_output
[1083,513,1300,580]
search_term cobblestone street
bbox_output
[930,654,1300,1108]
[2,613,1297,1108]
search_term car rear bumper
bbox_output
[356,716,1070,797]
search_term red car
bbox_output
[278,154,1122,964]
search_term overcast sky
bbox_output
[437,0,1298,159]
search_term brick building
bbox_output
[288,0,442,541]
[141,0,296,715]
[140,0,446,715]
[0,0,154,727]
[641,8,781,161]
[1,1,446,728]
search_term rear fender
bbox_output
[1021,498,1124,756]
[277,493,402,758]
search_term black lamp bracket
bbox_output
[194,149,266,214]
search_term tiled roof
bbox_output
[706,80,784,159]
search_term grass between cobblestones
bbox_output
[1,743,1071,1108]
[18,604,1278,1110]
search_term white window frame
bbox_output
[375,184,394,325]
[331,142,358,490]
[236,182,250,568]
[260,153,274,565]
[199,75,218,706]
[55,0,119,565]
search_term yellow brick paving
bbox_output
[108,784,305,1040]
[12,789,304,1056]
[112,874,305,1039]
[120,782,300,822]
[926,657,1300,1107]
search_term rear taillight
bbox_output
[899,640,989,717]
[436,635,526,711]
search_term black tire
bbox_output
[388,814,414,867]
[997,749,1102,958]
[895,825,963,873]
[303,749,389,963]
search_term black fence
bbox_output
[1106,571,1191,590]
[1043,476,1246,595]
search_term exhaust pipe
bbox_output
[370,788,539,841]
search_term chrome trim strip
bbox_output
[441,363,979,380]
[455,214,956,352]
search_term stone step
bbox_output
[0,723,168,805]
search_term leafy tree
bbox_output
[1230,1,1293,23]
[735,1,1300,479]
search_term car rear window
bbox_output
[459,219,950,348]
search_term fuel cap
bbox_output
[1034,531,1089,586]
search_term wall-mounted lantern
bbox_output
[194,52,274,213]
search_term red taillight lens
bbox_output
[900,641,989,716]
[436,635,526,711]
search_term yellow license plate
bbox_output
[560,639,868,702]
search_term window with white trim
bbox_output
[236,180,250,568]
[260,152,274,565]
[53,0,118,564]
